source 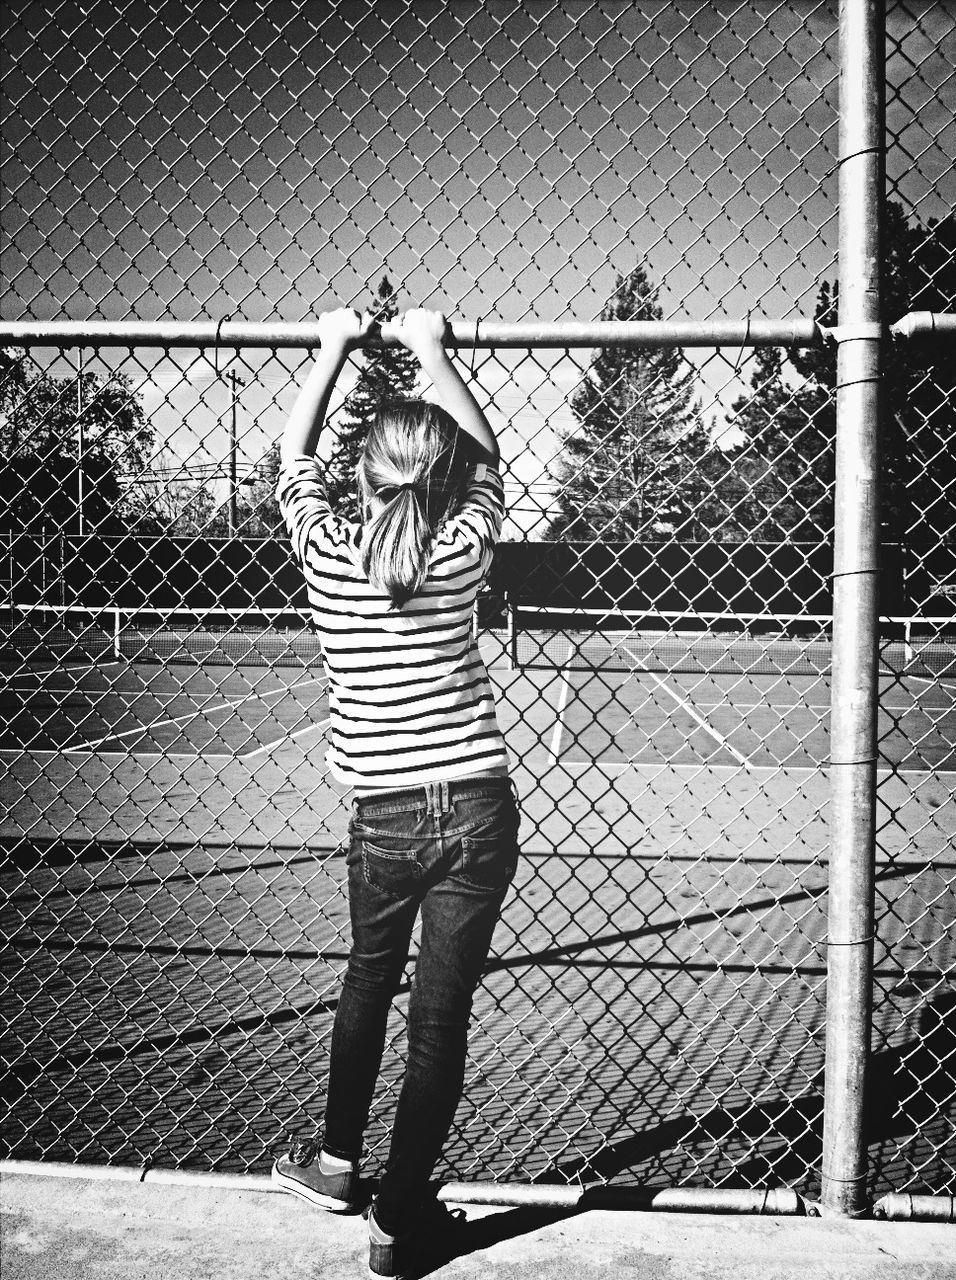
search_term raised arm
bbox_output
[390,309,499,467]
[280,308,366,464]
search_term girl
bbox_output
[271,308,518,1279]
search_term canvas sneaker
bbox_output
[271,1136,358,1212]
[367,1199,465,1280]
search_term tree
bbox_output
[237,443,283,537]
[0,348,156,536]
[325,276,420,518]
[723,297,837,542]
[546,266,702,541]
[727,203,956,545]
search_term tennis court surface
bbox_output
[3,607,953,774]
[2,608,954,1195]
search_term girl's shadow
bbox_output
[414,1204,584,1279]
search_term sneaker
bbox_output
[367,1199,464,1280]
[271,1137,358,1212]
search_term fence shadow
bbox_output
[532,989,956,1193]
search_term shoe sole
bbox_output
[270,1164,354,1212]
[368,1264,408,1280]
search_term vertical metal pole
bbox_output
[228,369,239,537]
[821,0,884,1219]
[77,352,85,536]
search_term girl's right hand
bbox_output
[317,308,367,351]
[392,308,449,359]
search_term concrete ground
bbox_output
[2,1166,955,1280]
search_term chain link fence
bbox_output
[1,0,953,1207]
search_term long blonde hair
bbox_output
[358,400,470,608]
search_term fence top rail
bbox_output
[0,317,823,350]
[2,315,949,351]
[888,311,956,341]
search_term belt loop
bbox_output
[440,780,450,813]
[425,782,436,815]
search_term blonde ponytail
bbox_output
[358,400,469,608]
[361,487,433,608]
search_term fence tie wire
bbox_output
[822,323,884,344]
[214,315,231,376]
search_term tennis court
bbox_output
[2,602,955,1193]
[3,607,953,774]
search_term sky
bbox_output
[2,0,954,535]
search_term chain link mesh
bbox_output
[1,0,953,1200]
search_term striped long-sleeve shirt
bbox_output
[277,454,510,789]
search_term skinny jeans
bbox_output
[322,775,519,1231]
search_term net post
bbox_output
[113,609,121,661]
[507,595,518,671]
[821,0,883,1221]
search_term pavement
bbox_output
[2,1165,955,1280]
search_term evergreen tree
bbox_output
[723,312,836,542]
[727,202,956,546]
[547,266,701,541]
[240,442,283,536]
[325,276,419,518]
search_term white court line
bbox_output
[637,693,952,716]
[3,746,954,780]
[65,700,238,751]
[58,672,329,754]
[600,634,756,771]
[556,758,956,779]
[1,748,261,761]
[634,667,754,771]
[1,659,125,683]
[242,718,330,758]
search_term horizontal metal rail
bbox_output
[888,311,956,341]
[0,315,951,351]
[872,1193,956,1223]
[0,1159,805,1214]
[0,318,822,349]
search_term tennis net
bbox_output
[1,604,325,668]
[5,602,954,679]
[509,606,956,679]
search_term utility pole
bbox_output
[77,352,85,536]
[227,369,244,536]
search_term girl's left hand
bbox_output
[317,308,368,351]
[392,308,449,359]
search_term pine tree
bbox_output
[727,202,956,545]
[325,276,419,518]
[547,266,701,541]
[724,322,836,542]
[240,442,283,537]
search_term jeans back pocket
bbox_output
[458,830,519,891]
[358,836,426,897]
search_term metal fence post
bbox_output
[821,0,884,1219]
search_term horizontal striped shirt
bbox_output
[277,454,510,789]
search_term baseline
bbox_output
[554,758,956,779]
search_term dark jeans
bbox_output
[322,775,519,1230]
